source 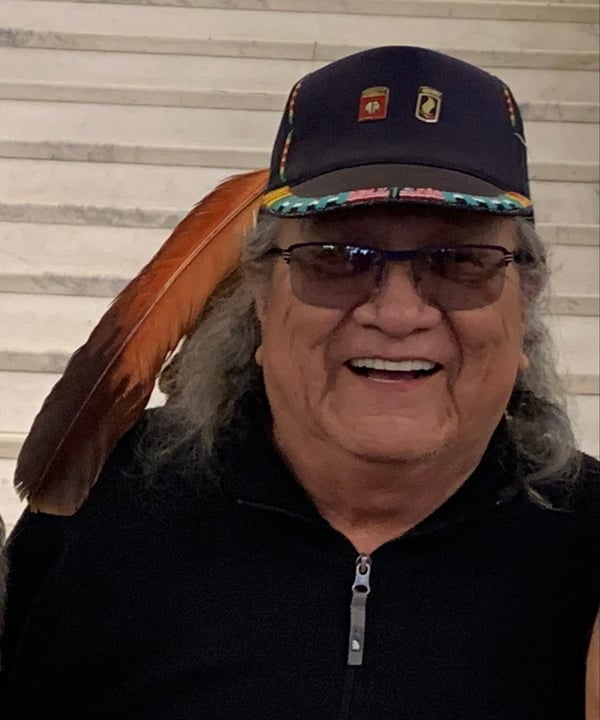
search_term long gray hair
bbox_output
[144,211,580,498]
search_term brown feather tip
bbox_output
[15,168,269,515]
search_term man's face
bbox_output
[254,206,528,464]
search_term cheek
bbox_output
[258,271,342,393]
[453,295,525,391]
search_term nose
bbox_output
[352,261,442,336]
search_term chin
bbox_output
[336,418,455,465]
[360,443,448,465]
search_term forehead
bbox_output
[280,206,512,247]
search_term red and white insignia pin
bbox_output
[358,87,389,122]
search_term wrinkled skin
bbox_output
[254,206,529,472]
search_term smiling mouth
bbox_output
[346,358,442,381]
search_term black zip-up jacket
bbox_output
[1,407,599,719]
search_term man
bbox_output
[1,46,598,718]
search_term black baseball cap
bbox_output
[262,46,533,218]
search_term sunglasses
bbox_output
[266,242,534,311]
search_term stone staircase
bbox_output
[0,0,598,530]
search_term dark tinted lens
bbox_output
[415,246,508,310]
[288,244,379,308]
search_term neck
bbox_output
[272,424,491,555]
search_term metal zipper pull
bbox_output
[347,554,372,666]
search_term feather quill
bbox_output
[14,168,269,515]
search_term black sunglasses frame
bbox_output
[265,242,535,309]
[267,242,533,269]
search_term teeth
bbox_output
[349,358,437,372]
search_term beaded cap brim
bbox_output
[262,184,533,218]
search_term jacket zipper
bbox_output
[338,554,372,719]
[239,502,375,668]
[238,502,375,717]
[347,554,372,666]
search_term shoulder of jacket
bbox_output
[70,408,221,531]
[573,452,600,524]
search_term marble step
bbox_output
[0,158,244,228]
[0,223,168,297]
[0,223,596,316]
[0,368,163,472]
[0,159,597,228]
[1,87,597,127]
[0,291,597,384]
[0,101,597,177]
[549,245,599,302]
[0,370,165,437]
[25,0,600,24]
[0,459,23,534]
[0,372,64,438]
[566,395,600,460]
[497,0,592,4]
[3,145,595,184]
[1,1,598,68]
[1,147,596,184]
[1,49,597,114]
[499,0,593,3]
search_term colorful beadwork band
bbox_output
[262,186,533,217]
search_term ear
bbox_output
[519,350,530,373]
[518,319,529,372]
[518,301,529,372]
[248,279,268,366]
[255,344,265,367]
[244,264,268,321]
[254,292,268,324]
